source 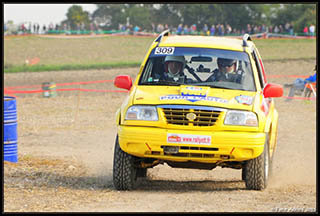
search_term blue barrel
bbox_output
[4,96,17,122]
[4,122,18,141]
[4,96,18,163]
[4,142,18,162]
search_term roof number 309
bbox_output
[155,47,175,55]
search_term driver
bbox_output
[206,58,243,83]
[164,55,186,82]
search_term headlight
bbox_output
[224,110,258,126]
[125,106,158,121]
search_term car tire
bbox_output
[113,135,138,190]
[244,134,270,190]
[137,168,147,178]
[241,165,246,181]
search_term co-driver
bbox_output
[206,58,244,83]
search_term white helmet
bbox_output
[165,55,186,76]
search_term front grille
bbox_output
[168,152,215,158]
[162,106,222,126]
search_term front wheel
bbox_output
[113,135,138,190]
[244,134,270,190]
[241,165,246,181]
[137,168,148,178]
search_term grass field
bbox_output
[4,35,316,73]
[253,39,316,60]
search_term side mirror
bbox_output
[263,83,283,98]
[114,75,132,90]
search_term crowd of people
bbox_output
[303,24,316,36]
[119,22,316,37]
[149,22,316,36]
[4,21,317,37]
[4,21,62,35]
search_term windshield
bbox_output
[139,47,256,91]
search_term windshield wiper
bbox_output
[211,85,235,90]
[140,80,181,86]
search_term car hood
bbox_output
[132,85,257,111]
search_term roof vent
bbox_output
[243,34,251,47]
[155,29,170,43]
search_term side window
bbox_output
[140,59,153,83]
[255,48,267,83]
[251,49,265,89]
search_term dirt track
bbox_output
[3,60,317,212]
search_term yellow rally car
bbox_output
[113,30,283,191]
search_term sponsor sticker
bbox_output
[185,86,203,91]
[167,133,211,145]
[154,47,175,55]
[180,85,209,98]
[235,95,253,105]
[160,94,228,103]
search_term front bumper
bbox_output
[118,125,265,163]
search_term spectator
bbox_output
[133,25,140,32]
[90,23,95,33]
[49,22,54,31]
[309,24,315,36]
[210,25,215,36]
[268,26,273,33]
[164,24,169,31]
[261,24,267,33]
[279,25,283,34]
[246,24,252,34]
[289,23,294,35]
[21,23,26,33]
[177,24,183,35]
[157,24,164,33]
[28,22,32,34]
[303,26,309,36]
[128,24,133,35]
[226,24,232,35]
[63,23,67,33]
[183,24,189,35]
[36,23,40,34]
[42,24,46,34]
[253,25,258,34]
[285,22,290,33]
[191,24,197,35]
[202,24,208,35]
[151,23,155,33]
[218,24,224,36]
[33,23,37,33]
[285,65,317,101]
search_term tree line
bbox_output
[63,4,316,34]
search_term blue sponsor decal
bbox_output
[181,92,206,99]
[160,94,228,103]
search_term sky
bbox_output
[4,3,98,26]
